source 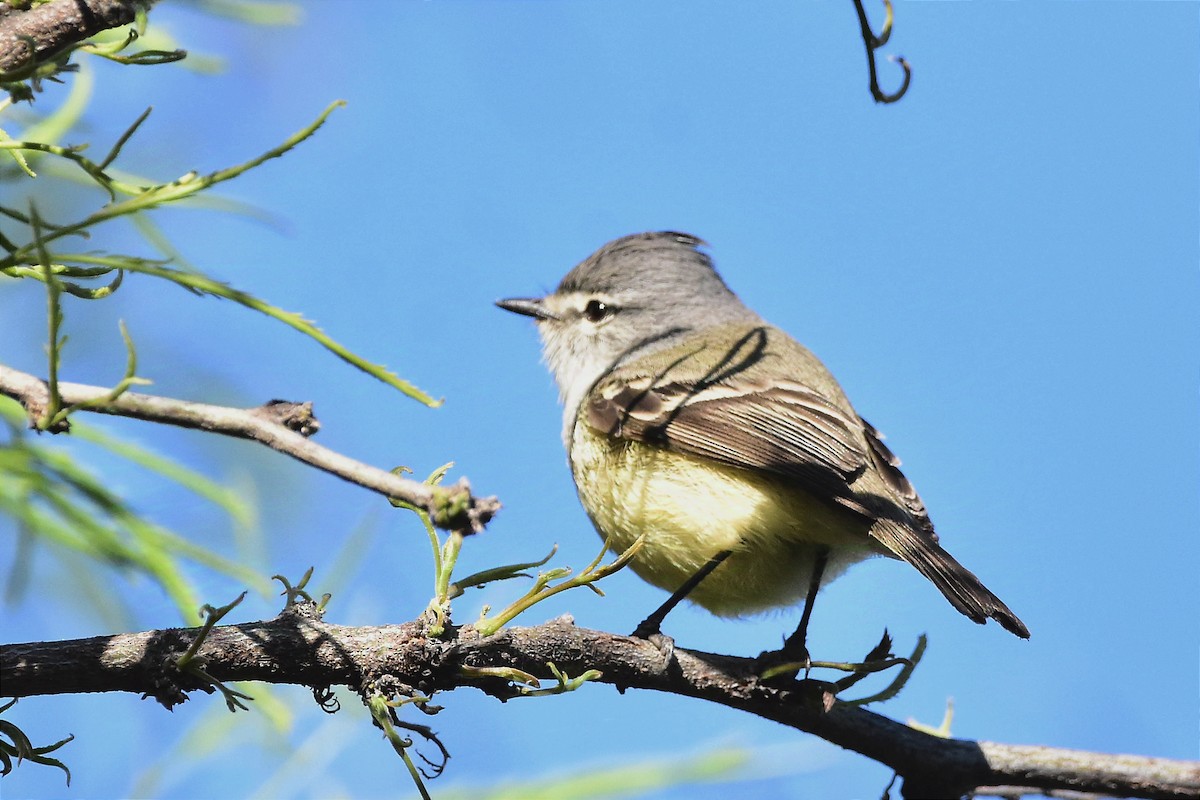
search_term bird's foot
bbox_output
[755,639,812,681]
[630,617,676,664]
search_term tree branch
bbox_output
[0,0,155,74]
[3,614,1196,799]
[0,363,500,533]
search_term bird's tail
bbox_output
[873,520,1030,638]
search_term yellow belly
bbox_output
[570,426,879,616]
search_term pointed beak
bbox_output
[496,297,557,321]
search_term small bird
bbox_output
[497,232,1028,655]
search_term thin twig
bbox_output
[852,0,911,104]
[0,363,499,532]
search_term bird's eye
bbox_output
[583,299,613,323]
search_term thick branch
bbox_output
[3,614,1196,800]
[0,0,155,74]
[0,363,500,532]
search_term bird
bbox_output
[497,231,1028,657]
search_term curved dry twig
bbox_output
[0,363,500,533]
[852,0,911,104]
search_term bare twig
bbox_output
[0,363,500,533]
[2,616,1196,800]
[851,0,911,104]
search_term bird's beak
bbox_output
[496,297,557,321]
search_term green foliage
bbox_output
[0,4,184,103]
[376,462,643,798]
[174,591,255,712]
[390,461,641,639]
[367,694,436,800]
[431,744,755,800]
[0,699,73,786]
[0,398,274,621]
[2,89,439,406]
[458,661,603,698]
[0,2,449,791]
[471,536,643,638]
[0,1,443,639]
[176,0,304,28]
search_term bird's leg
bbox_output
[760,546,830,674]
[631,549,733,640]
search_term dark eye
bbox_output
[583,299,612,323]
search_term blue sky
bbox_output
[2,2,1197,798]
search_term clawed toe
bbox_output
[630,622,676,663]
[645,631,676,662]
